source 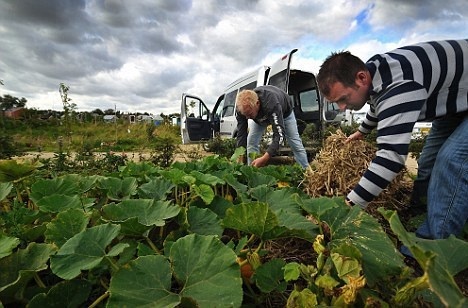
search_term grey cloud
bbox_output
[0,0,466,115]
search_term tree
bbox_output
[0,94,27,110]
[104,108,115,115]
[59,83,77,146]
[91,109,104,115]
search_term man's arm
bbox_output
[236,113,248,149]
[264,105,286,158]
[347,82,427,207]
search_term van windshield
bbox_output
[223,90,237,117]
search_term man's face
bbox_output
[241,101,260,119]
[325,72,370,111]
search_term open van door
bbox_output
[267,49,298,91]
[180,93,212,144]
[322,97,347,125]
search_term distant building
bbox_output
[4,107,25,119]
[103,115,117,123]
[137,115,153,122]
[171,116,181,126]
[153,114,163,126]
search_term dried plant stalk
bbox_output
[302,130,412,209]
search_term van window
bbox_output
[268,70,288,91]
[214,98,224,118]
[299,89,319,112]
[240,81,257,91]
[186,97,209,120]
[222,90,237,117]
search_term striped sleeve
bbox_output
[348,81,427,207]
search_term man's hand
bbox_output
[346,131,364,143]
[251,153,270,168]
[345,197,354,207]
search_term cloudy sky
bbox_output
[0,0,466,115]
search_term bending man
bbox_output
[316,39,467,243]
[236,85,309,169]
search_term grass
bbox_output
[3,117,178,153]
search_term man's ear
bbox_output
[355,71,369,87]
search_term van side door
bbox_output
[267,49,297,91]
[180,93,212,144]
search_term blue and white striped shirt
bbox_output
[348,39,468,207]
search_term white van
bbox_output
[411,122,432,139]
[180,49,344,151]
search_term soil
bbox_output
[13,144,210,163]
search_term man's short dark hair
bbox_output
[317,51,367,96]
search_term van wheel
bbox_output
[202,143,211,152]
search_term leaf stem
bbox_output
[246,234,256,245]
[254,241,264,254]
[33,272,46,288]
[106,256,120,272]
[145,236,161,254]
[89,291,109,308]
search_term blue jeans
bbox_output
[247,112,309,168]
[413,112,468,240]
[410,116,465,207]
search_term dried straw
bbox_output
[302,130,412,209]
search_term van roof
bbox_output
[223,66,269,92]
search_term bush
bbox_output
[408,135,427,160]
[205,136,237,158]
[148,124,180,167]
[0,133,19,158]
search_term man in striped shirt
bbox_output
[317,39,467,242]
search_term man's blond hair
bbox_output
[236,90,258,114]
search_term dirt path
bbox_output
[14,144,210,163]
[405,155,418,175]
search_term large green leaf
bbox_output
[0,235,20,259]
[107,255,180,307]
[300,196,343,217]
[138,177,175,199]
[222,173,248,195]
[30,174,97,203]
[28,280,92,308]
[50,224,126,279]
[98,177,138,201]
[159,168,190,186]
[254,258,287,293]
[380,209,468,307]
[239,166,277,187]
[0,243,56,293]
[112,217,152,237]
[189,170,225,186]
[320,206,405,286]
[119,161,161,180]
[36,195,83,213]
[102,199,180,227]
[202,195,234,219]
[187,207,223,236]
[0,182,12,201]
[191,183,215,204]
[170,234,242,307]
[261,188,319,239]
[0,160,42,182]
[222,202,291,241]
[44,208,89,247]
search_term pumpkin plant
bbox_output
[0,154,466,307]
